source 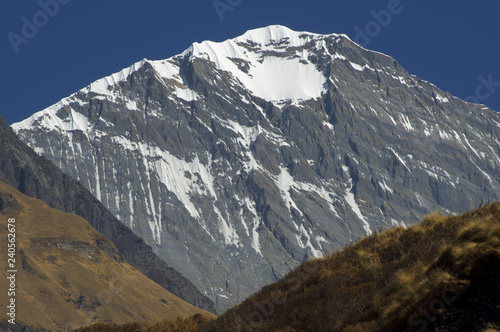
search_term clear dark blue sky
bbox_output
[1,0,499,124]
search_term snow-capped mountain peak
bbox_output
[12,25,500,313]
[180,25,343,102]
[234,24,334,47]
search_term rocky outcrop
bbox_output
[0,193,23,215]
[0,321,49,332]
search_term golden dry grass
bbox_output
[0,181,214,331]
[73,313,212,332]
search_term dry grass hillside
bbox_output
[77,201,500,331]
[204,202,500,331]
[0,180,214,331]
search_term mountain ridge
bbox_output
[12,25,500,311]
[0,115,216,313]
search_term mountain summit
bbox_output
[181,25,335,102]
[12,25,500,311]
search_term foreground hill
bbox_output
[0,180,214,331]
[79,201,500,331]
[206,202,500,331]
[0,115,215,313]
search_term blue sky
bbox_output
[1,0,499,124]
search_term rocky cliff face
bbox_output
[12,25,500,311]
[0,115,215,313]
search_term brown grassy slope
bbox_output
[73,314,213,332]
[199,202,500,331]
[0,180,215,331]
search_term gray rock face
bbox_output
[0,116,216,313]
[12,25,500,312]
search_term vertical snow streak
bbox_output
[342,166,372,235]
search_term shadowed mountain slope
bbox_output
[0,115,216,314]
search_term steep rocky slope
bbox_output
[0,115,215,313]
[0,180,214,331]
[12,25,500,311]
